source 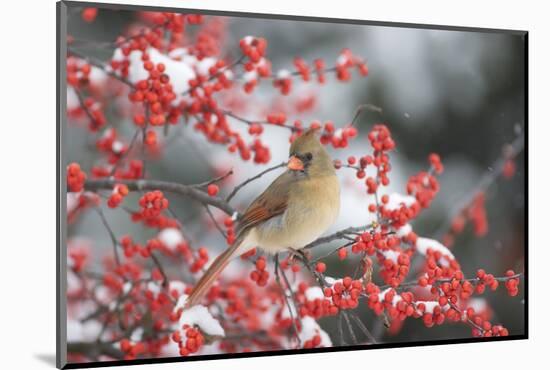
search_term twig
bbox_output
[203,204,227,238]
[226,161,287,202]
[348,312,377,344]
[304,225,374,250]
[350,103,383,127]
[181,55,246,97]
[274,254,302,347]
[109,129,141,176]
[150,252,169,287]
[341,311,358,344]
[94,207,121,266]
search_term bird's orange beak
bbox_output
[287,155,304,171]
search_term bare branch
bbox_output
[226,161,287,202]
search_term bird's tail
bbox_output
[184,235,247,308]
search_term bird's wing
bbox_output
[236,170,296,237]
[185,171,296,308]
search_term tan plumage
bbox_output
[185,128,340,308]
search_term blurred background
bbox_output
[66,6,525,344]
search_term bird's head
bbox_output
[287,127,335,176]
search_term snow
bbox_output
[168,280,187,296]
[299,317,332,347]
[175,295,225,337]
[158,228,184,251]
[396,223,412,238]
[243,70,258,82]
[381,249,400,263]
[196,58,217,76]
[385,193,417,211]
[276,69,291,79]
[378,288,402,306]
[112,47,197,98]
[305,286,325,301]
[67,193,79,213]
[130,327,144,342]
[468,297,487,313]
[414,300,441,314]
[336,54,348,66]
[67,87,78,110]
[89,66,108,85]
[111,140,124,154]
[416,237,455,266]
[67,318,102,342]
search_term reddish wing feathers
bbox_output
[236,171,295,235]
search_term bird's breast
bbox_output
[254,174,340,253]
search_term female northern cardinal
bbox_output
[185,128,340,307]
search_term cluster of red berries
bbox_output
[223,217,237,245]
[294,58,310,81]
[429,153,444,174]
[406,170,440,209]
[80,96,108,131]
[130,63,177,127]
[138,191,169,218]
[92,159,144,180]
[318,121,358,148]
[172,326,205,356]
[323,277,362,309]
[272,69,292,95]
[250,256,269,286]
[335,48,369,81]
[67,57,92,87]
[504,270,520,296]
[302,333,323,349]
[266,112,287,126]
[240,36,268,64]
[190,247,209,273]
[95,128,127,164]
[120,235,142,258]
[119,339,146,360]
[348,230,398,257]
[107,184,130,208]
[468,192,488,237]
[67,163,86,192]
[443,191,488,246]
[68,246,89,272]
[378,251,411,287]
[294,284,338,318]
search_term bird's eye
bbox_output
[304,152,313,161]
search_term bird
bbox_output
[185,127,340,308]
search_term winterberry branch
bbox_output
[220,109,297,131]
[84,178,237,216]
[436,132,525,238]
[67,47,133,87]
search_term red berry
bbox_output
[315,262,326,273]
[207,184,219,196]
